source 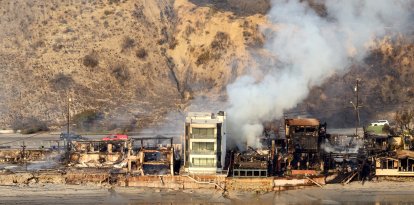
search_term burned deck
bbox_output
[0,148,53,163]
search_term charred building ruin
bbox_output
[283,118,326,175]
[131,137,177,176]
[232,147,271,178]
[68,137,178,176]
[69,140,128,168]
[5,110,414,188]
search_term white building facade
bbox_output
[184,112,227,174]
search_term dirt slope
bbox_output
[0,0,412,130]
[0,0,267,130]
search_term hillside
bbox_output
[0,0,268,131]
[0,0,412,131]
[302,37,414,127]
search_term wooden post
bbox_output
[108,143,113,154]
[127,141,132,172]
[171,147,175,176]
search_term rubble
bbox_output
[0,149,53,163]
[1,114,414,192]
[131,137,176,176]
[232,148,270,177]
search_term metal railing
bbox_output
[190,134,216,139]
[189,162,216,168]
[190,150,216,155]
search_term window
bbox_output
[192,142,214,153]
[381,160,387,169]
[388,160,394,169]
[294,127,305,133]
[192,158,215,167]
[192,128,214,138]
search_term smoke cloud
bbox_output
[227,0,412,148]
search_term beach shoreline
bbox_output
[1,180,414,204]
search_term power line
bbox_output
[286,99,414,113]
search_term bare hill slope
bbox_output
[0,0,412,130]
[0,0,267,130]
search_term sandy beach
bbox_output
[1,181,414,204]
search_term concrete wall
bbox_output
[0,171,324,191]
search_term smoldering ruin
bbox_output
[0,0,413,203]
[2,110,414,193]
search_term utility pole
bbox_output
[67,95,72,135]
[350,79,361,136]
[21,141,27,171]
[355,79,360,136]
[21,141,26,160]
[66,94,72,152]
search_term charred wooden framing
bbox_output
[0,149,52,163]
[283,118,325,174]
[130,137,176,176]
[67,136,177,176]
[69,140,128,168]
[5,112,414,186]
[232,148,270,177]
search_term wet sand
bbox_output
[1,181,414,204]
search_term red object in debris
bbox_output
[102,134,128,141]
[291,170,318,176]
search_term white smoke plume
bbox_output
[227,0,412,148]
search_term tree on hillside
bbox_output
[395,109,414,133]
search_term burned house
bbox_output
[69,140,128,168]
[68,136,178,176]
[322,135,362,173]
[376,150,414,176]
[184,112,227,174]
[129,137,177,176]
[0,148,52,163]
[230,118,324,177]
[284,118,324,174]
[364,125,389,154]
[232,147,270,177]
[230,124,278,178]
[372,130,414,177]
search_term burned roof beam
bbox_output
[142,162,171,165]
[130,137,174,147]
